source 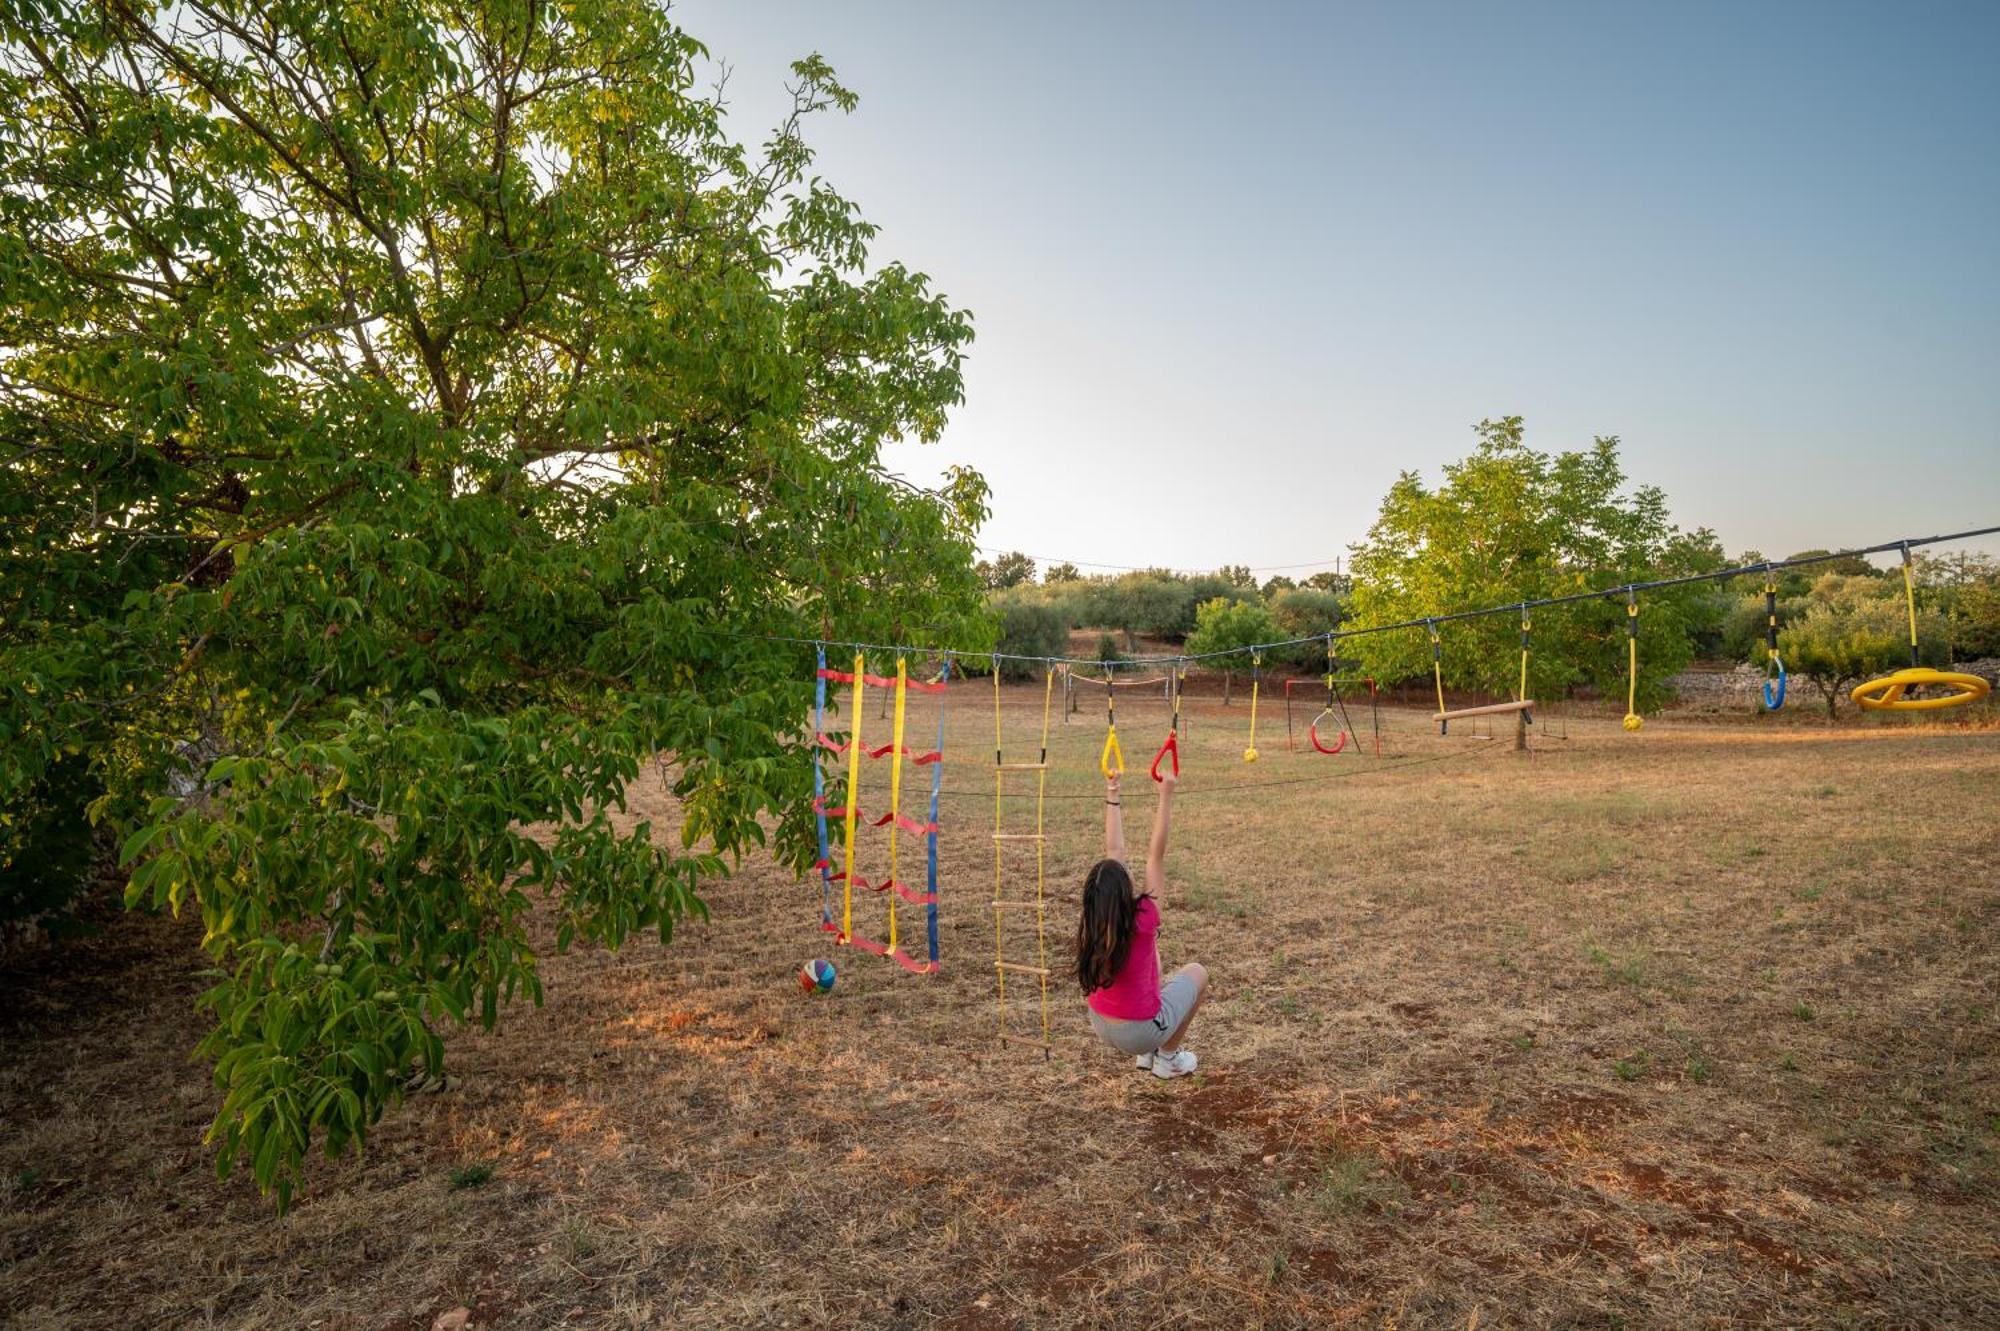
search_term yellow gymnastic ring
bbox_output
[1850,668,1991,712]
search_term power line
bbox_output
[975,545,1346,576]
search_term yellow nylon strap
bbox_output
[1624,603,1643,731]
[1518,613,1531,703]
[1245,651,1262,761]
[885,657,907,954]
[841,652,865,940]
[991,662,1005,1026]
[1039,663,1054,758]
[1901,554,1919,652]
[1036,664,1053,1050]
[1429,625,1446,722]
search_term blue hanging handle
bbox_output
[1761,578,1787,711]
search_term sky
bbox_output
[675,0,2000,575]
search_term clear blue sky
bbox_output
[677,0,2000,573]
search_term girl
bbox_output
[1075,767,1209,1078]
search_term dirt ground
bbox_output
[3,684,1998,1329]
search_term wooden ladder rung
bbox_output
[997,1033,1053,1050]
[995,762,1049,771]
[990,833,1046,841]
[995,960,1050,977]
[990,899,1045,910]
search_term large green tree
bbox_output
[1,0,989,1206]
[1344,418,1725,710]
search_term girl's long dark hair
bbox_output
[1075,858,1147,994]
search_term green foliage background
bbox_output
[1,0,991,1205]
[1343,419,1727,710]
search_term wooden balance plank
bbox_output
[1434,699,1536,722]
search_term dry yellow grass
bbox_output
[3,684,1998,1329]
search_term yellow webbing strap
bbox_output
[1518,612,1531,703]
[1100,674,1125,776]
[1901,547,1920,664]
[1035,664,1054,1050]
[885,657,907,954]
[1429,622,1447,731]
[991,664,1005,1028]
[1623,599,1643,732]
[840,652,865,940]
[1244,650,1262,761]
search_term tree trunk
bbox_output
[1223,671,1233,706]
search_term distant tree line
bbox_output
[981,420,2000,716]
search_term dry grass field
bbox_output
[4,682,1999,1329]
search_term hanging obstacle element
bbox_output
[1309,635,1356,754]
[1151,662,1182,782]
[810,650,947,975]
[1761,576,1787,710]
[993,664,1056,1055]
[1244,650,1263,762]
[1623,591,1643,732]
[1283,669,1381,756]
[1098,670,1126,777]
[1428,618,1536,743]
[1850,545,1992,712]
[1852,668,1990,710]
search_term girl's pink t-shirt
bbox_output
[1085,896,1160,1021]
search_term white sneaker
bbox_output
[1151,1048,1197,1079]
[1134,1052,1155,1071]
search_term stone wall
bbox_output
[1668,659,2000,712]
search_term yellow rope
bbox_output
[1035,664,1053,1050]
[1518,613,1531,703]
[1429,623,1446,731]
[1244,651,1262,761]
[1623,601,1643,732]
[840,652,864,940]
[1099,674,1124,776]
[1901,552,1920,658]
[885,656,907,955]
[991,665,1005,1033]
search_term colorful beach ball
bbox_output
[799,958,837,993]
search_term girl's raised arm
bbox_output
[1146,770,1176,898]
[1104,771,1125,862]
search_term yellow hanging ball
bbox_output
[1622,713,1644,733]
[1243,747,1259,762]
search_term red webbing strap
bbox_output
[812,798,937,834]
[817,668,949,694]
[872,810,940,836]
[889,948,939,975]
[867,742,945,764]
[818,733,853,755]
[875,879,939,905]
